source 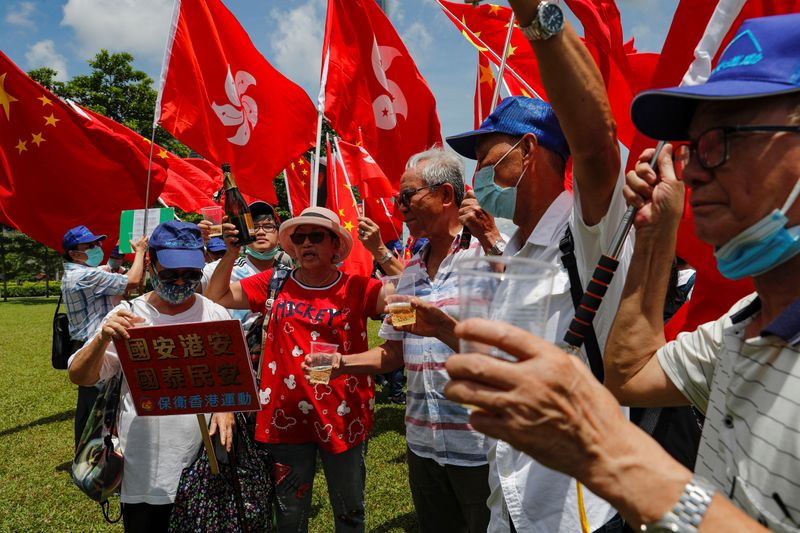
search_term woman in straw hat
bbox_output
[207,206,387,533]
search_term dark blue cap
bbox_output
[632,14,800,140]
[149,221,204,269]
[206,237,227,253]
[62,225,106,252]
[446,96,570,161]
[110,244,123,258]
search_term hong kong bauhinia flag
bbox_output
[322,0,442,186]
[0,51,168,252]
[157,0,317,204]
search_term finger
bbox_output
[468,408,517,443]
[464,188,476,200]
[444,378,511,410]
[625,171,654,203]
[623,183,646,210]
[208,417,218,436]
[445,352,519,390]
[656,143,678,183]
[454,318,554,363]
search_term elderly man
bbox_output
[446,13,800,533]
[61,224,146,448]
[444,1,631,531]
[311,147,504,533]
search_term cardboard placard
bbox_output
[114,319,259,416]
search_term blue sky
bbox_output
[1,0,679,146]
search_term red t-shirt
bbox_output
[240,269,381,453]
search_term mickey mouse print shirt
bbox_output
[240,269,381,453]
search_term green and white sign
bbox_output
[118,208,174,253]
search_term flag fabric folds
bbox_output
[474,52,500,129]
[322,0,442,186]
[157,0,317,205]
[335,139,395,200]
[0,51,168,252]
[284,156,312,217]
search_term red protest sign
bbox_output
[114,320,259,416]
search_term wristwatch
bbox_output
[487,240,506,256]
[377,250,394,264]
[520,1,565,41]
[639,476,716,532]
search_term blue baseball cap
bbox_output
[446,96,570,161]
[62,225,106,252]
[632,13,800,140]
[206,237,227,253]
[149,221,205,269]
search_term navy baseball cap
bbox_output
[149,221,205,269]
[632,13,800,140]
[249,201,281,225]
[62,225,106,252]
[206,237,227,253]
[447,96,570,161]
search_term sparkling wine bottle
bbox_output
[222,163,255,245]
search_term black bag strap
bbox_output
[54,292,63,318]
[559,226,604,382]
[256,268,291,383]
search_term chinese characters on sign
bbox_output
[114,320,258,416]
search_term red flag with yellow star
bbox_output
[157,0,317,204]
[326,144,373,277]
[474,52,500,129]
[0,51,168,252]
[284,156,312,217]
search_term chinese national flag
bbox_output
[284,156,312,217]
[0,51,168,252]
[157,0,317,205]
[474,52,500,129]
[335,139,395,200]
[327,146,374,277]
[365,197,403,244]
[323,0,442,187]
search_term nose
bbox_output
[680,160,713,189]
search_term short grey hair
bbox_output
[405,147,465,205]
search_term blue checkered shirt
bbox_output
[61,262,128,341]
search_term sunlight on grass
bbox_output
[0,299,417,532]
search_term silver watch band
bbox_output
[640,476,716,532]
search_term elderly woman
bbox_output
[207,206,385,533]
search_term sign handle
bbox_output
[197,414,220,475]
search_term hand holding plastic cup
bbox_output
[201,206,224,238]
[308,342,339,385]
[382,274,417,327]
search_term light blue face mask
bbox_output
[473,139,525,220]
[83,246,104,267]
[245,246,278,261]
[715,178,800,280]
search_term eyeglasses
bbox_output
[155,269,203,284]
[289,231,328,245]
[675,125,800,172]
[393,185,438,208]
[253,223,277,234]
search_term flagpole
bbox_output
[436,0,539,98]
[311,49,331,208]
[284,171,295,215]
[142,122,158,237]
[490,11,515,112]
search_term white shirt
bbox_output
[658,295,800,532]
[69,294,231,504]
[489,170,634,533]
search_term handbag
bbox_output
[169,413,275,533]
[52,293,72,370]
[71,372,124,522]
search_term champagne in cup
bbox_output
[308,342,338,385]
[382,274,417,327]
[200,206,224,238]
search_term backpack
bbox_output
[52,294,71,370]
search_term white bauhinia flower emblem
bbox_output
[371,37,407,131]
[211,65,258,146]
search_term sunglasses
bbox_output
[155,269,203,284]
[393,185,438,208]
[289,231,328,245]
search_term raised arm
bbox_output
[302,340,404,382]
[508,0,619,224]
[205,222,250,310]
[604,146,687,406]
[125,236,148,290]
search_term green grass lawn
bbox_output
[0,297,417,532]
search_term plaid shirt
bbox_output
[379,233,498,467]
[61,262,128,341]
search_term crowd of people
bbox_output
[55,2,800,532]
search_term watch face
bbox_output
[540,3,565,34]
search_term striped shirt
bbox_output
[61,261,128,342]
[658,294,800,533]
[379,233,497,467]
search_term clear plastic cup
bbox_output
[382,273,417,327]
[308,342,339,385]
[456,256,558,361]
[201,206,224,238]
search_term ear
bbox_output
[67,249,82,262]
[520,133,539,172]
[438,182,457,208]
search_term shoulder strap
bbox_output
[54,292,63,318]
[559,226,605,382]
[256,268,291,382]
